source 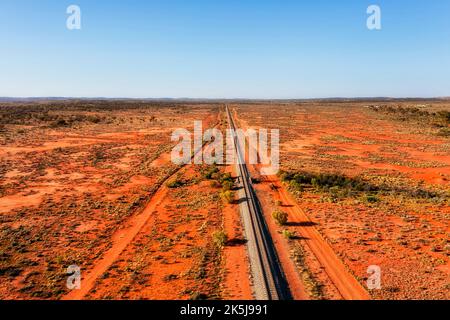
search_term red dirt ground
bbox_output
[0,102,251,300]
[234,101,450,300]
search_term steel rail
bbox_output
[226,105,291,300]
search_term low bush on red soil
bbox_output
[272,210,288,226]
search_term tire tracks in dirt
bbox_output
[231,107,370,300]
[267,177,370,300]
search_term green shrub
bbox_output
[437,111,450,124]
[212,231,228,248]
[210,180,221,188]
[52,119,68,127]
[210,172,221,180]
[221,180,234,191]
[272,210,288,226]
[166,179,184,188]
[282,229,295,240]
[289,180,303,192]
[87,115,101,123]
[294,173,313,184]
[219,172,233,183]
[278,170,294,182]
[220,190,235,204]
[203,165,220,179]
[328,186,344,202]
[281,170,377,198]
[365,194,379,203]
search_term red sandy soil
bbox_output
[63,109,251,300]
[234,101,450,300]
[63,174,170,300]
[256,174,369,300]
[233,109,367,300]
[0,102,250,300]
[78,165,224,300]
[2,100,447,300]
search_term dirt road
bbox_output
[63,114,220,300]
[231,107,370,300]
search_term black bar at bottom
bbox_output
[0,300,447,319]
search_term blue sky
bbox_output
[1,0,449,98]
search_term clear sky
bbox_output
[1,0,449,99]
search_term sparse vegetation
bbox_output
[212,231,228,248]
[220,190,235,204]
[2,99,449,301]
[210,180,221,188]
[292,246,324,299]
[369,105,450,136]
[202,165,220,180]
[221,180,234,191]
[437,128,450,137]
[364,194,379,203]
[282,229,295,240]
[272,210,288,226]
[278,170,377,194]
[278,169,446,202]
[166,179,185,188]
[238,101,450,300]
[202,165,235,192]
[0,100,226,300]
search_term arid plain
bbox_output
[0,100,449,300]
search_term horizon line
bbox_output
[1,96,450,102]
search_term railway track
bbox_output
[226,106,291,300]
[230,107,370,300]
